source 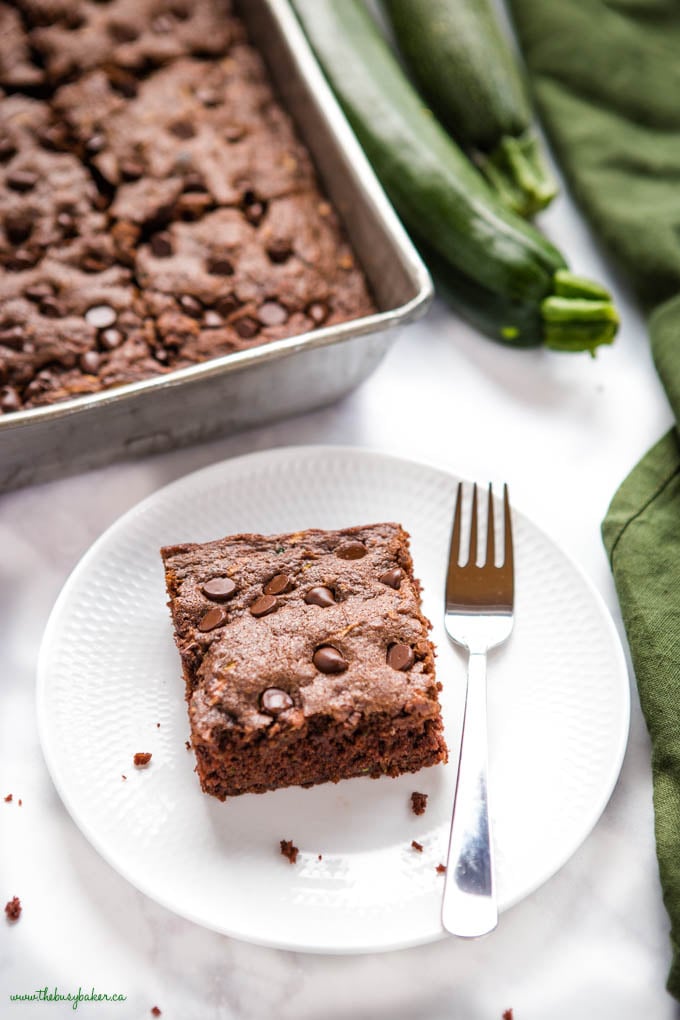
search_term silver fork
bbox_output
[442,483,514,938]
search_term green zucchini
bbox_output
[382,0,557,218]
[292,0,618,353]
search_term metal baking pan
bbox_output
[0,0,432,492]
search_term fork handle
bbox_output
[442,650,498,938]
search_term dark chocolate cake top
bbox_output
[0,0,375,412]
[161,524,439,739]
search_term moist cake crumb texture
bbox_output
[161,523,448,800]
[410,791,428,815]
[280,839,299,864]
[5,896,21,921]
[0,0,375,413]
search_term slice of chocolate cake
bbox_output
[160,523,447,799]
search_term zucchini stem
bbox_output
[542,274,619,354]
[475,131,558,219]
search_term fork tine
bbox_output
[503,483,514,574]
[448,481,463,568]
[485,484,495,567]
[467,483,478,567]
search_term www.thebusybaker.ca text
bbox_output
[9,986,127,1010]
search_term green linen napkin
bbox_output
[507,0,680,998]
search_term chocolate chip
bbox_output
[5,211,34,245]
[266,239,293,264]
[264,573,292,596]
[179,295,203,319]
[85,134,106,155]
[0,138,17,162]
[40,297,64,318]
[313,646,348,674]
[234,316,260,339]
[108,20,139,43]
[24,371,54,399]
[0,359,7,385]
[99,328,123,350]
[150,232,173,257]
[336,541,367,560]
[108,71,138,99]
[198,606,228,632]
[250,594,277,617]
[180,195,211,224]
[169,120,196,140]
[380,568,403,590]
[182,172,206,193]
[308,301,329,325]
[260,688,294,714]
[80,250,111,273]
[201,577,237,601]
[6,170,38,193]
[5,250,36,271]
[257,301,288,327]
[207,257,234,276]
[0,387,21,413]
[85,305,117,329]
[203,310,223,328]
[25,284,52,303]
[304,586,335,608]
[387,643,415,671]
[0,327,23,349]
[215,294,239,318]
[79,350,101,374]
[120,159,144,181]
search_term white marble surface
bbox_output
[2,185,680,1019]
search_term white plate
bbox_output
[37,446,630,954]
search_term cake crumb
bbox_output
[436,863,447,874]
[4,794,12,803]
[5,897,21,921]
[17,799,22,807]
[502,1011,513,1020]
[317,854,323,861]
[411,792,427,816]
[121,775,127,781]
[280,840,299,864]
[156,723,161,728]
[185,740,191,751]
[151,1008,162,1017]
[133,752,152,767]
[411,840,423,852]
